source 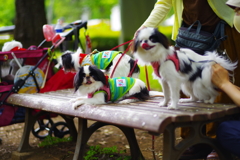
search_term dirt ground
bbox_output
[0,116,183,160]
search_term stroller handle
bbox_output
[63,20,87,31]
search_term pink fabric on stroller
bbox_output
[40,69,75,93]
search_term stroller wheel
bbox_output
[32,118,54,139]
[49,122,70,138]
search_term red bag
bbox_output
[40,69,76,93]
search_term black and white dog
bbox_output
[70,65,149,109]
[133,27,237,109]
[61,49,140,78]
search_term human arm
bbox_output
[212,63,240,106]
[141,0,172,28]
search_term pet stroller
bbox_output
[0,20,89,139]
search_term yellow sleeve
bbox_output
[142,0,173,28]
[208,0,234,27]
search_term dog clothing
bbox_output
[151,52,180,78]
[88,77,136,102]
[80,51,121,69]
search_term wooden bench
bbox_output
[6,88,240,160]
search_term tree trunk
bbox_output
[14,0,47,48]
[119,0,156,50]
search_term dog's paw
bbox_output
[72,101,84,110]
[70,99,75,103]
[158,101,167,107]
[166,105,177,110]
[72,104,78,110]
[70,98,78,103]
[203,99,214,104]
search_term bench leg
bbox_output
[86,122,145,160]
[73,119,144,160]
[17,108,35,152]
[162,122,232,160]
[73,118,87,160]
[61,115,78,141]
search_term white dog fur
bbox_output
[133,27,237,109]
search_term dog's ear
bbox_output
[73,67,84,92]
[61,50,74,71]
[132,39,140,53]
[154,28,169,49]
[89,65,107,85]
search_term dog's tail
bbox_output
[205,51,238,71]
[76,46,83,54]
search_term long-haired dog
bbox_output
[133,27,237,109]
[61,49,140,78]
[70,65,149,109]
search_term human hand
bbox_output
[235,7,240,16]
[133,26,146,40]
[130,26,146,53]
[211,63,230,89]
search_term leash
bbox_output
[110,40,156,160]
[127,59,138,77]
[144,65,156,160]
[144,65,151,90]
[109,40,133,78]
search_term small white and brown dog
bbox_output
[70,65,149,109]
[133,27,237,110]
[61,49,140,78]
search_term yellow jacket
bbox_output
[142,0,235,40]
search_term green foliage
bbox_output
[80,0,118,19]
[45,0,118,24]
[84,145,131,160]
[139,65,162,92]
[38,136,73,147]
[0,34,13,49]
[0,0,15,27]
[79,20,120,50]
[45,0,83,24]
[0,0,118,27]
[158,26,174,44]
[85,23,173,52]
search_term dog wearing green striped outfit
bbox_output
[70,65,149,109]
[61,49,140,78]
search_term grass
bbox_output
[38,135,73,147]
[38,136,131,160]
[84,145,131,160]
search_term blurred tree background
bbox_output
[0,0,118,27]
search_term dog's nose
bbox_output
[144,40,148,43]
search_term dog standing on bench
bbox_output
[133,27,237,110]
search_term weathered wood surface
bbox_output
[7,88,240,133]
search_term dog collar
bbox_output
[88,76,111,101]
[87,85,111,102]
[151,52,180,78]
